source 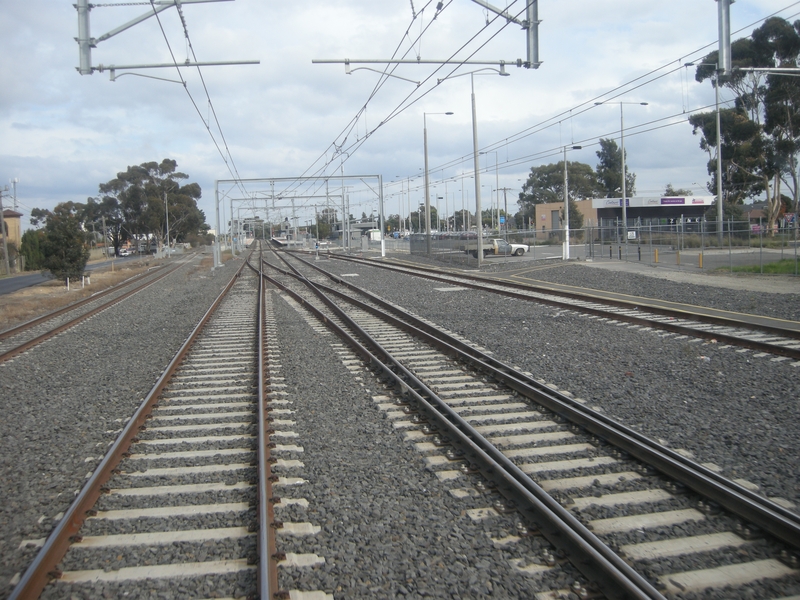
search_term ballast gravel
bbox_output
[315,256,800,514]
[265,254,799,599]
[510,262,800,321]
[3,248,799,599]
[268,291,575,598]
[0,253,240,599]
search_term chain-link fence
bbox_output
[366,218,800,275]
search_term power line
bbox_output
[174,2,247,190]
[148,0,249,197]
[289,0,525,203]
[276,0,455,201]
[404,3,800,195]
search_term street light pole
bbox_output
[715,73,723,245]
[595,100,648,257]
[424,116,430,253]
[471,73,483,266]
[563,145,582,260]
[424,111,453,257]
[164,187,170,259]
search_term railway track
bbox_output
[0,257,190,364]
[322,253,800,361]
[260,249,800,599]
[9,244,798,599]
[10,256,281,600]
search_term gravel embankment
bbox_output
[316,256,800,512]
[0,254,241,599]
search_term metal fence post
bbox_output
[729,217,733,273]
[701,217,705,270]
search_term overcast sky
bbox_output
[2,0,799,232]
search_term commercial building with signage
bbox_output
[592,196,715,227]
[531,197,715,235]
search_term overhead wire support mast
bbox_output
[469,0,540,68]
[75,0,259,77]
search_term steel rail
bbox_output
[0,260,187,364]
[259,254,666,600]
[325,253,800,358]
[8,258,249,600]
[252,250,279,599]
[0,263,169,340]
[328,252,800,338]
[283,250,800,548]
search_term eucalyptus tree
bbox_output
[41,203,90,282]
[98,159,207,250]
[518,160,603,228]
[691,17,800,233]
[664,184,693,196]
[596,138,636,197]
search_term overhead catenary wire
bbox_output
[269,0,457,202]
[280,0,717,213]
[275,0,526,208]
[388,90,736,202]
[231,1,448,208]
[174,2,248,191]
[148,0,249,198]
[235,2,800,223]
[406,3,800,199]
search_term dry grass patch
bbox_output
[0,261,156,331]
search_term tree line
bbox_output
[19,159,211,281]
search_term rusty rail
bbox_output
[8,259,247,600]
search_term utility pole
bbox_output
[291,198,297,244]
[11,178,18,210]
[164,188,170,258]
[0,187,11,275]
[498,187,514,239]
[102,215,109,257]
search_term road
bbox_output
[0,257,136,297]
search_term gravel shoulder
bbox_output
[527,261,800,321]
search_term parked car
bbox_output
[490,238,529,256]
[461,238,530,258]
[119,248,131,257]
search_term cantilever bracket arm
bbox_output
[468,0,524,25]
[315,58,522,67]
[75,0,244,76]
[312,2,541,72]
[344,61,421,85]
[469,0,540,68]
[94,0,234,45]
